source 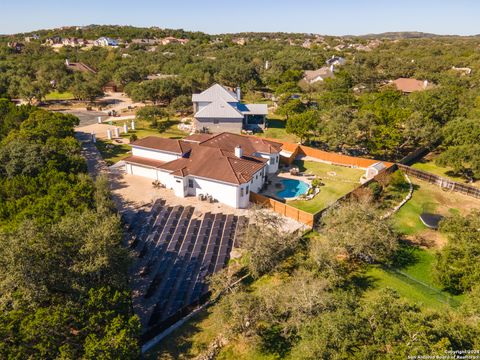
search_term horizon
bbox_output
[1,0,479,36]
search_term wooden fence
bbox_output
[255,136,394,169]
[398,164,480,199]
[250,192,315,227]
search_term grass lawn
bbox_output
[365,265,461,310]
[116,118,188,140]
[392,177,480,237]
[287,160,364,213]
[411,155,480,188]
[95,139,131,165]
[44,91,75,100]
[255,116,299,143]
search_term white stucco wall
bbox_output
[126,163,158,179]
[125,163,268,209]
[132,146,181,162]
[186,176,240,208]
[255,152,279,173]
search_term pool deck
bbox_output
[260,171,314,200]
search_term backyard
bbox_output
[411,152,480,188]
[363,176,480,311]
[256,115,299,143]
[287,160,364,213]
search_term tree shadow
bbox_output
[351,273,377,291]
[266,118,286,129]
[391,243,419,269]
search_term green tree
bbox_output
[286,109,318,144]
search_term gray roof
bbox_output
[192,83,238,103]
[304,67,334,82]
[240,103,268,116]
[369,162,387,171]
[194,99,244,119]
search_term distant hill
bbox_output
[354,31,462,39]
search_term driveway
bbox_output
[60,109,109,126]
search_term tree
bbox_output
[319,201,399,266]
[275,98,306,120]
[436,118,480,180]
[434,211,480,294]
[286,109,318,144]
[241,210,298,278]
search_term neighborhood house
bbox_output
[124,132,282,208]
[192,84,268,133]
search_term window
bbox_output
[188,179,194,188]
[213,119,219,124]
[240,188,244,197]
[246,186,249,194]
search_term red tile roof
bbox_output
[392,78,428,93]
[123,155,166,168]
[131,137,192,154]
[129,133,278,184]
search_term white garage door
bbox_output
[131,165,157,179]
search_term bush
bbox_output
[387,171,409,193]
[129,134,138,143]
[368,181,383,200]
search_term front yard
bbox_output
[287,160,364,213]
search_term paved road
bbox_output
[60,109,109,126]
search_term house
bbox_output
[65,59,97,74]
[102,80,122,93]
[123,133,282,208]
[391,78,430,93]
[326,55,346,66]
[160,37,189,45]
[62,38,86,47]
[93,37,118,47]
[192,84,268,133]
[7,42,24,52]
[303,66,335,84]
[24,34,39,42]
[44,36,62,46]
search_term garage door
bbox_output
[131,165,157,179]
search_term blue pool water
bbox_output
[276,179,309,198]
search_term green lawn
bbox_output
[392,178,472,236]
[256,116,299,143]
[411,157,479,188]
[365,266,460,310]
[115,118,188,140]
[365,246,463,310]
[94,139,131,165]
[44,91,75,100]
[287,160,364,213]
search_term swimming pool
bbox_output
[276,179,309,199]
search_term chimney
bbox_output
[330,64,334,73]
[234,145,243,158]
[65,59,70,66]
[236,86,241,101]
[423,80,428,89]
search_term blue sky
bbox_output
[1,0,479,36]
